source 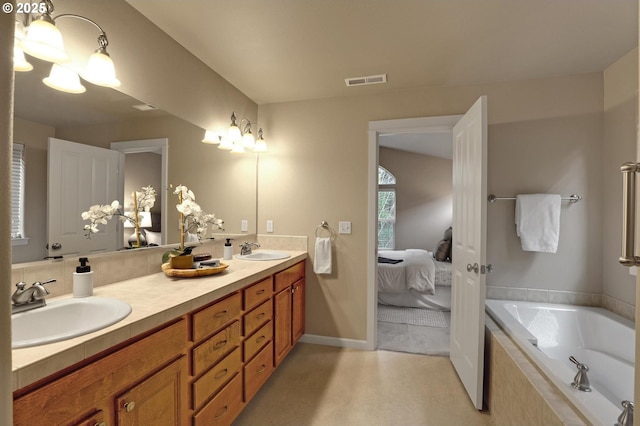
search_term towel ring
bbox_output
[315,221,336,241]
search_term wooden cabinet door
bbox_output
[292,279,305,344]
[116,357,189,426]
[273,287,292,366]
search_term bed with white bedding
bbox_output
[378,249,452,311]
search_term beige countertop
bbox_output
[12,250,307,392]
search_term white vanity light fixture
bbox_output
[201,112,268,153]
[228,112,268,153]
[16,0,121,91]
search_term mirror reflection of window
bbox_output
[11,143,27,245]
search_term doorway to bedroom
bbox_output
[372,115,459,356]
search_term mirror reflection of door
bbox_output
[47,137,123,258]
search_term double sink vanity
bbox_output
[12,249,307,425]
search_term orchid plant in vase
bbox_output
[174,184,224,252]
[81,185,157,248]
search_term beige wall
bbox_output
[259,72,606,341]
[379,147,452,251]
[12,118,54,263]
[1,5,14,423]
[603,48,638,308]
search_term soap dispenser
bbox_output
[73,257,93,297]
[223,238,233,260]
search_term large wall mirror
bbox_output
[12,56,258,264]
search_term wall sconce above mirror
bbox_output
[201,112,267,154]
[14,0,120,93]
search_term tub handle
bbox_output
[619,162,640,266]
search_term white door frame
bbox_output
[366,115,462,350]
[111,138,169,245]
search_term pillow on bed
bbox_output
[434,239,451,262]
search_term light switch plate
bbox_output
[266,220,274,233]
[241,220,248,232]
[338,221,352,234]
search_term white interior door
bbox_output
[449,96,488,410]
[48,138,123,258]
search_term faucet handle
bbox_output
[33,279,56,286]
[14,282,26,291]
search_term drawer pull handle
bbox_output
[214,406,228,420]
[214,340,228,350]
[256,289,266,295]
[256,335,266,344]
[256,313,266,320]
[94,422,107,426]
[123,401,135,412]
[214,368,229,380]
[213,310,228,318]
[257,364,267,373]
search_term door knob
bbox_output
[466,263,479,273]
[123,401,135,412]
[46,242,62,250]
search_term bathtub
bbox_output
[485,299,635,426]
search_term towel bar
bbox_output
[488,194,582,203]
[619,163,640,266]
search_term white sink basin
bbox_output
[12,297,132,349]
[236,250,291,261]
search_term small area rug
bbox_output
[378,305,447,328]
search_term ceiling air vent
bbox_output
[345,74,387,87]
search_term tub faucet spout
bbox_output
[615,400,633,426]
[569,356,591,392]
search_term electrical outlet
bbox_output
[338,221,352,234]
[266,220,274,233]
[241,219,248,232]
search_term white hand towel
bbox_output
[515,194,561,253]
[314,237,332,274]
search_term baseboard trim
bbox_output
[299,334,370,350]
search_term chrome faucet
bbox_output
[11,279,55,314]
[569,356,591,392]
[616,400,634,426]
[240,242,260,256]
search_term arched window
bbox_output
[378,166,396,249]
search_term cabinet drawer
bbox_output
[243,298,272,336]
[193,372,243,426]
[244,341,274,402]
[243,277,272,310]
[192,293,241,342]
[193,321,241,376]
[274,261,305,292]
[243,320,272,361]
[192,348,241,411]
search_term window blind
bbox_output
[11,143,25,239]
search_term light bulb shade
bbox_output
[218,137,234,150]
[242,131,255,148]
[230,141,245,154]
[81,50,121,88]
[253,138,267,152]
[228,124,242,142]
[21,17,69,63]
[43,64,86,93]
[202,130,220,144]
[13,46,33,72]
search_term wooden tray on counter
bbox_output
[161,262,229,278]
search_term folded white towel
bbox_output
[515,194,561,253]
[314,237,332,274]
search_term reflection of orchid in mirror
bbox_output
[81,186,157,242]
[174,185,224,249]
